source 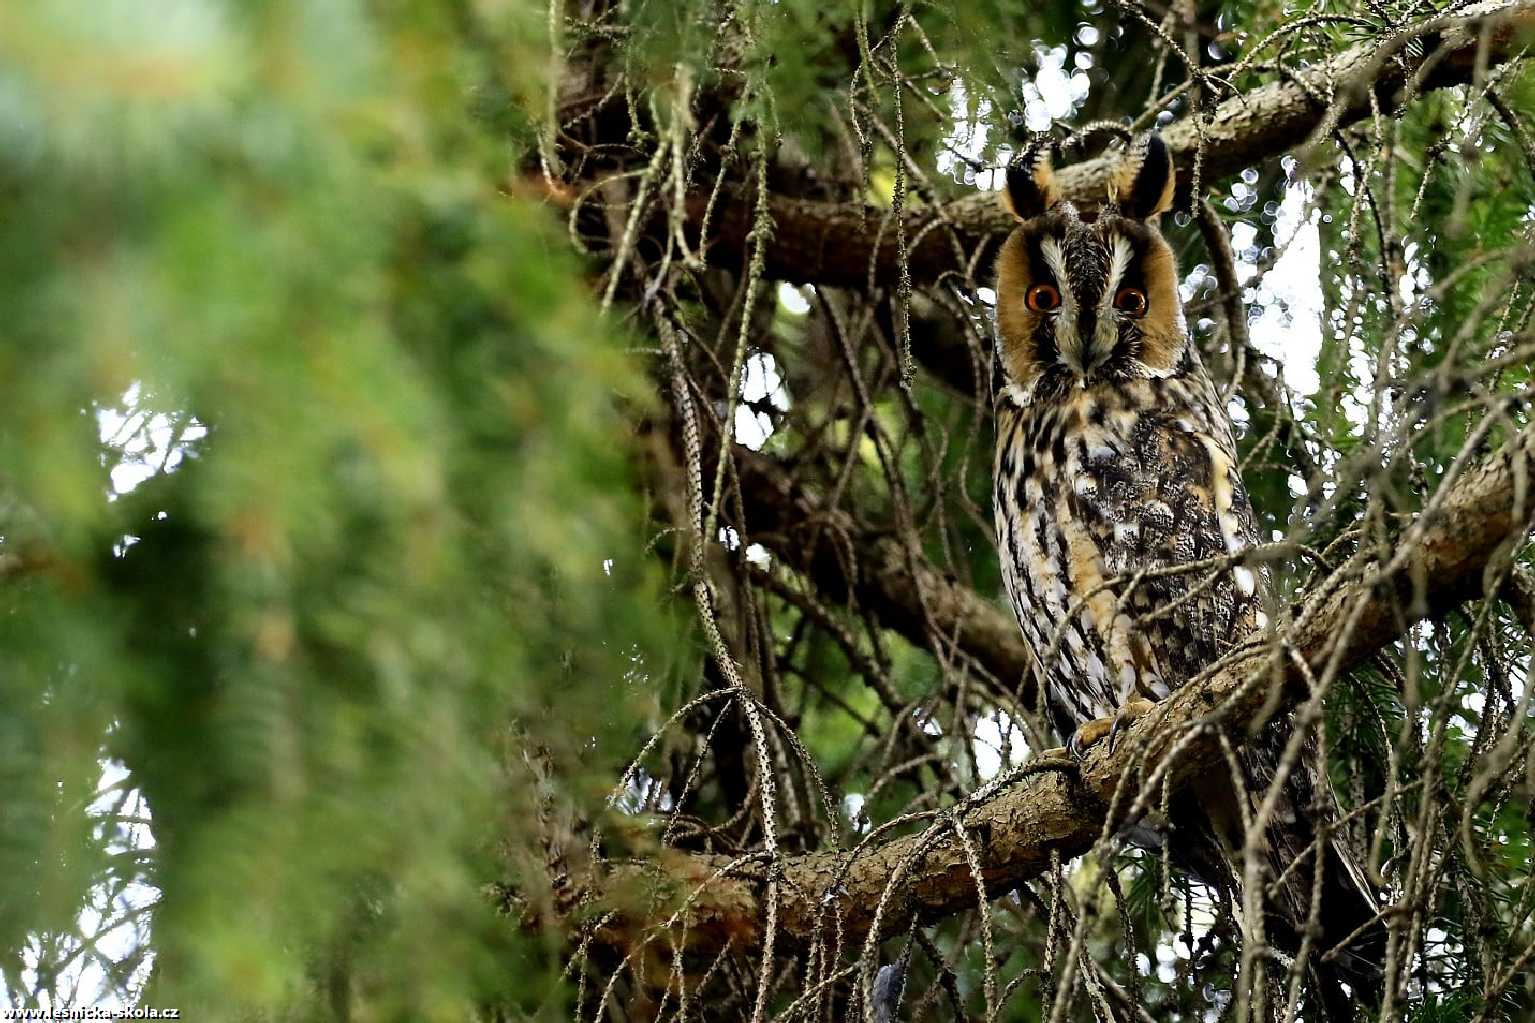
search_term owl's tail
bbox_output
[1166,724,1382,1021]
[1242,728,1384,1020]
[1262,817,1384,1019]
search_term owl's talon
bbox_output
[1106,698,1157,753]
[1066,717,1113,762]
[1066,699,1158,761]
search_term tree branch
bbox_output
[588,437,1534,954]
[733,447,1035,702]
[696,3,1535,289]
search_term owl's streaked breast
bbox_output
[992,350,1261,739]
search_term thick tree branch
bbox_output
[697,3,1535,289]
[591,438,1534,954]
[733,447,1035,701]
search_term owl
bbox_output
[990,133,1381,1016]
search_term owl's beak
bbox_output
[1063,299,1122,382]
[1057,307,1089,379]
[1058,330,1087,379]
[1058,311,1116,383]
[1089,313,1120,373]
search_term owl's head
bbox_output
[994,133,1184,393]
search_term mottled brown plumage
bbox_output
[990,133,1380,1018]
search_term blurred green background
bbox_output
[0,3,675,1016]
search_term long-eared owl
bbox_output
[989,133,1380,1016]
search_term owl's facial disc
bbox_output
[994,213,1183,390]
[1036,229,1138,380]
[1029,218,1164,383]
[994,131,1184,392]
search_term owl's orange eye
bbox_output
[1113,287,1148,317]
[1026,283,1061,312]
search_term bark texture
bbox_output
[697,3,1535,289]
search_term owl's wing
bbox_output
[1072,376,1264,693]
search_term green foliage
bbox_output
[0,1,671,1017]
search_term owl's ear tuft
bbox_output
[1003,138,1057,220]
[1113,132,1176,221]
